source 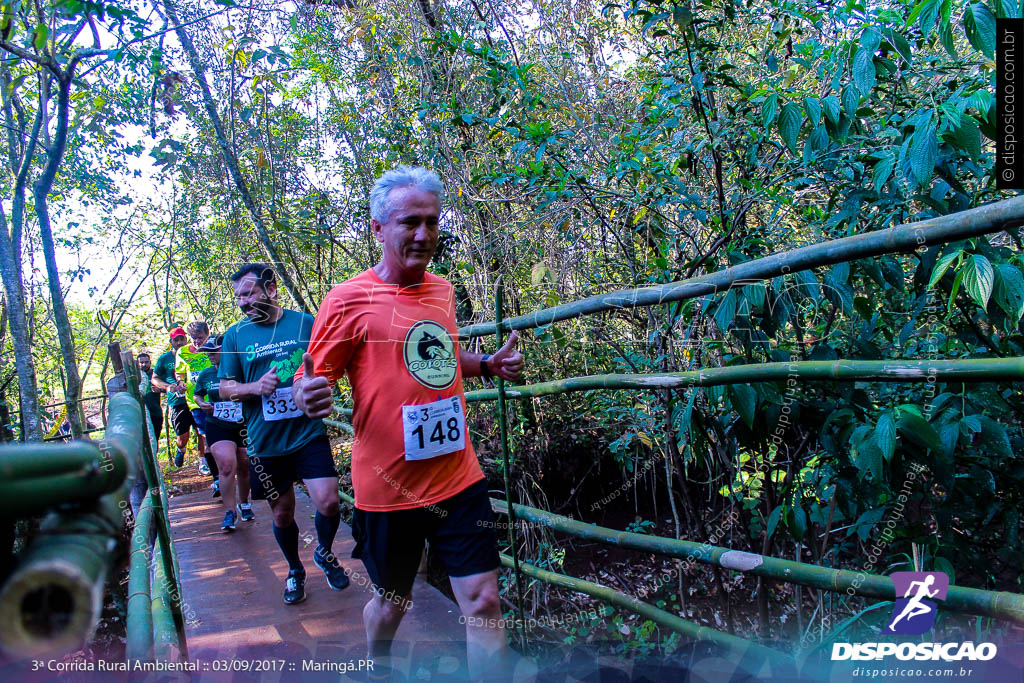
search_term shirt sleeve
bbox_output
[296,288,355,384]
[219,326,242,381]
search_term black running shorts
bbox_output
[248,435,337,501]
[351,478,501,598]
[169,404,195,437]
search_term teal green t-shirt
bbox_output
[154,349,187,408]
[218,309,326,457]
[194,366,244,430]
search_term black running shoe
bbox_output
[313,545,350,591]
[173,450,184,468]
[283,569,306,605]
[211,479,221,498]
[237,503,255,522]
[221,509,236,532]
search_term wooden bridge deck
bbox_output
[168,489,468,680]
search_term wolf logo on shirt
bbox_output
[404,321,457,390]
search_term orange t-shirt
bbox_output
[297,268,483,511]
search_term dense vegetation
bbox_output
[0,0,1020,656]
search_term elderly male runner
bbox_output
[293,166,524,678]
[219,263,349,603]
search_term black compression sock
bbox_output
[272,521,303,572]
[204,452,219,476]
[314,510,340,556]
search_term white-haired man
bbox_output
[293,166,525,679]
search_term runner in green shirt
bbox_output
[219,263,348,604]
[194,335,255,531]
[150,328,191,468]
[175,321,219,491]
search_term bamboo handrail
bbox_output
[459,195,1024,338]
[499,554,792,665]
[490,500,1024,625]
[462,358,1024,402]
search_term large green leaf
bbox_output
[804,97,821,127]
[994,263,1024,321]
[787,506,808,542]
[952,116,982,161]
[778,101,802,151]
[964,2,996,59]
[909,114,938,186]
[852,47,876,96]
[729,384,756,428]
[928,250,961,288]
[961,254,994,308]
[842,85,860,118]
[897,413,943,452]
[876,411,897,462]
[881,27,914,65]
[872,154,896,194]
[822,95,841,125]
[762,93,779,127]
[977,416,1012,460]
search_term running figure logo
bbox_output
[884,572,949,635]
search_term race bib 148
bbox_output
[402,396,466,461]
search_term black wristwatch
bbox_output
[480,354,493,379]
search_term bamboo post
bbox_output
[494,278,527,649]
[126,494,154,662]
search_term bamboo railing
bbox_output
[0,353,188,662]
[330,195,1024,652]
[0,393,139,657]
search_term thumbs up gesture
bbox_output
[488,331,524,382]
[255,368,280,396]
[294,353,333,419]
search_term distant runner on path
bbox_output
[150,328,192,468]
[136,351,164,442]
[219,263,349,604]
[292,166,525,679]
[176,321,220,497]
[194,334,254,532]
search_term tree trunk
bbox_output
[0,65,47,441]
[161,0,309,313]
[33,73,84,437]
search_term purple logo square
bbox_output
[884,571,949,635]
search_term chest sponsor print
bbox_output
[403,320,457,390]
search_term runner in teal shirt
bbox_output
[218,263,346,605]
[219,309,326,458]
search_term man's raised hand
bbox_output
[256,368,280,396]
[295,353,333,419]
[490,330,524,382]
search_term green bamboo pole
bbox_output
[0,494,126,658]
[464,358,1024,403]
[491,500,1024,625]
[0,393,140,517]
[494,279,527,648]
[323,417,354,435]
[121,354,188,658]
[151,541,179,661]
[498,554,791,666]
[460,195,1024,338]
[126,493,154,662]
